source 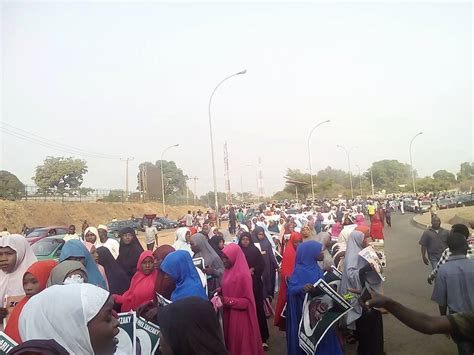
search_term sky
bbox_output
[1,1,472,196]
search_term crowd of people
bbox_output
[0,197,473,355]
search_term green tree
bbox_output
[432,170,456,184]
[102,189,125,202]
[137,160,187,198]
[199,191,227,208]
[33,157,88,193]
[364,160,411,191]
[0,171,25,200]
[457,162,474,181]
[416,177,450,193]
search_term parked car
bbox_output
[437,198,456,210]
[31,235,65,261]
[220,213,229,221]
[454,194,474,207]
[155,217,178,229]
[26,226,69,245]
[177,216,187,227]
[420,201,432,213]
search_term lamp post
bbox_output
[208,70,247,225]
[160,144,179,216]
[307,120,330,202]
[336,145,356,199]
[355,164,362,197]
[370,168,375,196]
[409,131,423,194]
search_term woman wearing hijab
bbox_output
[83,242,108,289]
[153,245,176,300]
[83,227,99,244]
[47,260,87,286]
[209,234,225,257]
[115,250,157,312]
[19,283,119,355]
[160,250,207,302]
[0,235,37,314]
[274,231,302,331]
[116,227,144,282]
[10,339,68,355]
[340,227,384,355]
[252,226,278,300]
[238,232,269,351]
[220,243,263,355]
[190,233,225,294]
[5,260,57,343]
[286,241,342,355]
[315,232,335,271]
[59,240,107,289]
[370,213,384,241]
[172,227,193,257]
[97,247,130,296]
[157,297,228,355]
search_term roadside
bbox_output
[412,206,474,231]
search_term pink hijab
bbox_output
[221,244,263,355]
[355,215,367,227]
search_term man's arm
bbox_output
[367,293,452,335]
[421,246,429,265]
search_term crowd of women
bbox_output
[0,203,387,355]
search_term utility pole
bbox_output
[192,176,199,205]
[186,178,189,205]
[120,157,134,200]
[224,142,232,204]
[370,168,375,196]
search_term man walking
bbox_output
[185,210,194,227]
[144,218,159,251]
[431,232,474,354]
[419,216,449,269]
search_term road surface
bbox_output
[152,214,456,354]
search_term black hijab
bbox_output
[156,297,228,355]
[238,232,264,279]
[10,340,68,355]
[209,235,224,257]
[116,227,144,279]
[97,246,131,294]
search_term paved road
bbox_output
[153,214,456,354]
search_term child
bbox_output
[5,260,57,343]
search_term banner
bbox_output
[156,292,172,307]
[192,257,205,270]
[298,279,352,355]
[0,331,18,354]
[358,245,385,281]
[115,312,136,355]
[3,295,24,328]
[323,266,343,292]
[136,317,161,355]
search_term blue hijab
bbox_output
[160,250,207,302]
[59,240,108,290]
[286,241,342,355]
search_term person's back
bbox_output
[185,211,193,227]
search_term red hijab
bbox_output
[5,260,57,343]
[153,245,176,300]
[114,251,158,312]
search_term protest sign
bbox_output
[156,292,172,307]
[0,331,18,354]
[359,245,385,281]
[3,295,24,328]
[323,266,343,292]
[115,312,136,355]
[136,317,161,355]
[298,279,352,355]
[192,257,205,270]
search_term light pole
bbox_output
[246,164,259,201]
[355,164,362,197]
[120,157,134,200]
[208,70,247,225]
[160,144,179,216]
[336,145,356,199]
[307,120,330,202]
[370,168,375,196]
[409,131,423,194]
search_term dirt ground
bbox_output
[0,200,204,233]
[414,206,474,231]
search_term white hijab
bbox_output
[0,234,37,302]
[172,227,193,256]
[19,284,110,354]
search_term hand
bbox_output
[203,267,215,276]
[427,276,433,285]
[423,257,429,266]
[365,291,391,309]
[249,267,255,275]
[347,288,361,294]
[136,301,153,317]
[303,284,315,293]
[144,307,159,321]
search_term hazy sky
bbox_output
[1,1,472,196]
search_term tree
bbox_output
[416,177,450,193]
[137,160,187,198]
[457,162,474,181]
[33,157,88,193]
[364,160,411,192]
[0,171,24,200]
[102,189,125,202]
[432,170,456,184]
[199,191,227,208]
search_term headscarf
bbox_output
[238,232,264,277]
[255,221,276,248]
[172,227,193,256]
[116,227,144,280]
[115,251,158,312]
[156,297,228,355]
[191,233,224,277]
[153,245,176,300]
[288,241,324,289]
[355,215,367,227]
[59,240,107,289]
[251,226,278,268]
[9,339,68,355]
[314,231,335,270]
[0,235,37,303]
[209,235,225,257]
[281,232,302,279]
[4,260,58,343]
[19,284,110,354]
[83,241,108,288]
[47,260,87,287]
[160,250,207,302]
[340,230,382,325]
[355,225,369,236]
[97,247,130,296]
[83,227,99,242]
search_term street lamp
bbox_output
[355,164,362,197]
[336,145,356,199]
[409,131,423,194]
[161,144,179,216]
[307,120,330,202]
[245,164,259,201]
[208,70,247,225]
